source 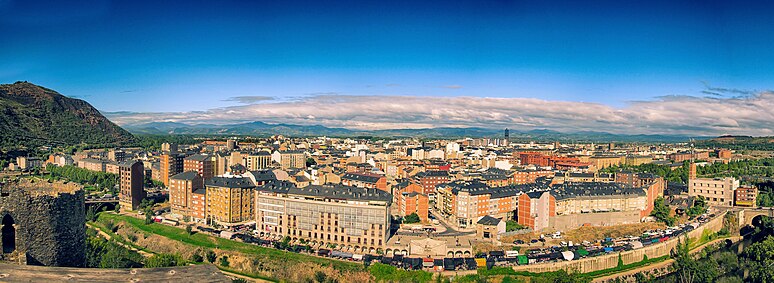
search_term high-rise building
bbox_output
[226,139,237,150]
[119,160,145,210]
[161,153,185,186]
[504,128,510,140]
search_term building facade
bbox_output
[118,160,145,210]
[205,177,255,225]
[169,171,204,219]
[255,181,391,251]
[161,153,185,186]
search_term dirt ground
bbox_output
[502,222,666,247]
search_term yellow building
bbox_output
[205,177,255,225]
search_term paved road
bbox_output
[430,210,475,236]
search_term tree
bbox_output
[145,253,183,268]
[186,225,193,235]
[219,255,230,267]
[144,210,154,224]
[403,213,421,224]
[86,206,97,222]
[506,220,526,232]
[651,197,675,226]
[306,157,317,167]
[742,235,774,283]
[205,250,217,263]
[314,271,327,283]
[190,252,203,263]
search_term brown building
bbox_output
[119,160,145,210]
[78,158,106,172]
[518,152,549,167]
[512,170,554,184]
[669,151,710,162]
[393,181,429,223]
[340,172,387,192]
[205,177,255,225]
[191,189,207,221]
[169,171,205,219]
[184,154,214,180]
[735,187,757,207]
[161,153,185,186]
[414,170,450,195]
[718,149,732,160]
[517,191,555,231]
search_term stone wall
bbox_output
[512,214,725,274]
[550,211,642,231]
[0,179,86,267]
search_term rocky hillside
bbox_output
[0,81,134,148]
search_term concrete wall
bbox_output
[512,214,725,274]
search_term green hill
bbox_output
[0,81,134,148]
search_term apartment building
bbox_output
[273,150,306,169]
[183,154,214,180]
[161,152,185,186]
[517,191,555,231]
[393,181,429,223]
[118,160,145,210]
[689,172,739,207]
[169,171,204,218]
[414,170,450,195]
[244,151,272,170]
[735,187,757,207]
[255,181,392,251]
[340,172,387,192]
[205,177,255,225]
[669,151,710,162]
[512,170,554,184]
[78,158,106,172]
[435,180,542,228]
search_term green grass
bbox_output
[368,263,434,283]
[96,213,363,272]
[87,221,155,255]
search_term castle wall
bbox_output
[0,181,86,267]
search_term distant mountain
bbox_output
[124,120,695,142]
[0,82,135,148]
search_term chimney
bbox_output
[689,162,697,180]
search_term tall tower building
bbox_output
[504,128,510,140]
[119,160,146,210]
[161,153,185,186]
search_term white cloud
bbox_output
[104,91,774,136]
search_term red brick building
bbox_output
[183,154,214,180]
[415,170,450,195]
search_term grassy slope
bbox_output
[96,213,363,272]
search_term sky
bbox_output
[1,0,773,135]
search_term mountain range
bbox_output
[124,121,699,142]
[0,82,135,148]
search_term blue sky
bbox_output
[1,0,773,134]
